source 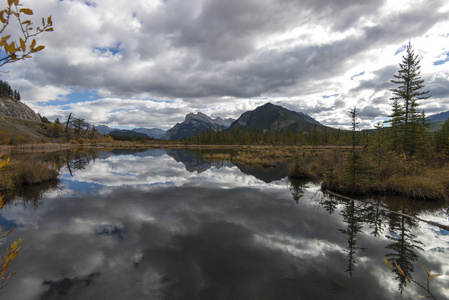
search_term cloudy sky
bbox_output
[3,0,449,130]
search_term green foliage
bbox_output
[433,118,449,154]
[389,41,430,157]
[183,125,356,146]
[342,108,375,192]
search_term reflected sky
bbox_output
[0,149,448,300]
[60,149,287,193]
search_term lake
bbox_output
[0,148,448,299]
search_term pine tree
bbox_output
[345,108,362,188]
[389,41,430,156]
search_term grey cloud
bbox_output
[427,75,449,99]
[4,0,448,130]
[359,106,383,118]
[25,0,448,101]
[351,65,397,93]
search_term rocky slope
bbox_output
[0,96,46,139]
[162,112,235,141]
[0,96,41,122]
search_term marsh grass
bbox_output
[201,153,232,161]
[381,169,449,201]
[319,149,449,201]
[0,159,59,190]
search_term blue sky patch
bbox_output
[394,45,407,55]
[433,52,449,66]
[95,44,121,56]
[351,71,365,80]
[322,94,339,99]
[39,89,98,107]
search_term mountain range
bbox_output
[1,95,448,141]
[427,111,449,122]
[97,125,166,139]
[91,103,449,141]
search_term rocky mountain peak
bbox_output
[162,112,235,140]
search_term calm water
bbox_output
[0,149,448,300]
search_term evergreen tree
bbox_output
[433,118,449,153]
[389,41,430,156]
[345,108,362,188]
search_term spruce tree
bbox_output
[389,41,430,156]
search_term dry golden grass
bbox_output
[202,153,232,161]
[0,159,59,190]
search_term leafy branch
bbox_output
[383,258,442,299]
[0,0,53,67]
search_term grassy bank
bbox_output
[199,145,449,201]
[0,158,59,190]
[287,148,449,202]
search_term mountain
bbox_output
[132,128,166,139]
[162,112,235,141]
[109,129,151,141]
[96,125,114,135]
[426,111,449,132]
[427,111,449,122]
[227,102,322,133]
[0,95,41,122]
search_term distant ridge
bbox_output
[427,111,449,122]
[132,128,166,139]
[109,129,151,140]
[97,125,166,139]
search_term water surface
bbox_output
[0,149,448,299]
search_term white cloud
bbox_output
[1,0,448,129]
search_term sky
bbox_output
[2,0,449,130]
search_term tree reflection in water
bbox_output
[288,178,435,294]
[0,149,446,299]
[385,208,423,293]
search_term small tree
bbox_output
[345,108,362,188]
[343,107,373,193]
[0,0,53,67]
[389,41,430,157]
[372,123,385,179]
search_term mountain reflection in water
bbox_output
[0,149,448,300]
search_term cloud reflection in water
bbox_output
[0,149,447,299]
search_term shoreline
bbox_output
[1,142,448,203]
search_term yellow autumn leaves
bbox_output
[383,258,442,299]
[0,0,53,66]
